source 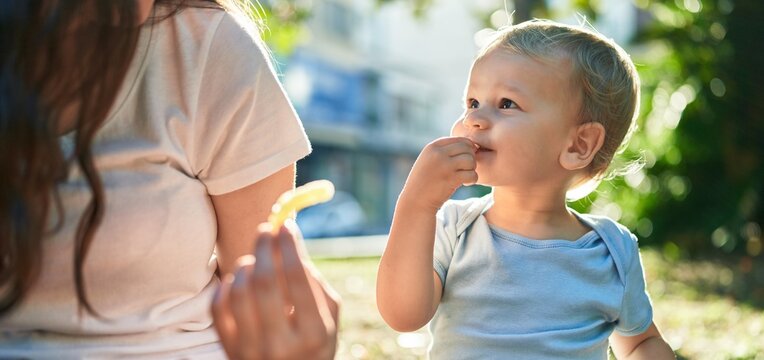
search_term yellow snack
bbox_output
[268,180,335,231]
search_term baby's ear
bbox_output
[559,121,605,171]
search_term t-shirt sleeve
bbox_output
[615,233,654,336]
[433,203,459,287]
[192,13,311,195]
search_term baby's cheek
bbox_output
[450,119,465,136]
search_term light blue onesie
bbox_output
[430,194,653,359]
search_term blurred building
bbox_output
[281,0,483,237]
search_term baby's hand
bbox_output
[401,137,477,212]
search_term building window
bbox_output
[317,1,355,43]
[391,94,429,133]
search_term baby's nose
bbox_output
[462,111,489,129]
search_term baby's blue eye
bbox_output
[500,98,516,109]
[468,99,479,109]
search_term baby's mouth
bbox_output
[474,143,493,153]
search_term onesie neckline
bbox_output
[488,225,600,249]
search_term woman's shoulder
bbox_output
[145,4,272,88]
[152,4,226,34]
[152,4,263,54]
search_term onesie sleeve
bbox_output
[615,233,654,336]
[192,12,311,195]
[433,202,459,288]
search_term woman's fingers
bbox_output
[278,223,339,356]
[268,226,295,325]
[282,219,340,318]
[229,259,265,360]
[211,273,239,358]
[278,226,326,332]
[313,272,341,332]
[304,267,340,334]
[213,222,339,359]
[251,231,294,344]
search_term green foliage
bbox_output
[375,0,433,18]
[564,0,764,259]
[254,0,310,56]
[614,0,762,257]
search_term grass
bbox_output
[313,249,764,360]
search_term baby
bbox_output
[376,20,674,359]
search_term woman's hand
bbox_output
[212,221,340,360]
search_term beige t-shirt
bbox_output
[0,7,311,359]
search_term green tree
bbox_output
[603,0,763,258]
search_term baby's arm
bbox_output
[376,137,476,332]
[610,322,674,359]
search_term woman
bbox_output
[0,0,338,358]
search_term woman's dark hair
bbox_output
[0,0,226,317]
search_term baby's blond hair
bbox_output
[479,19,640,180]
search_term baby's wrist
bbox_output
[397,190,443,215]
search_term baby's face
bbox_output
[451,48,582,188]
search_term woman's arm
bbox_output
[210,164,340,359]
[211,164,295,276]
[610,322,675,359]
[376,137,476,332]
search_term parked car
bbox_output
[296,191,367,239]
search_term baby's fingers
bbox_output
[437,137,476,157]
[450,153,476,171]
[457,169,479,186]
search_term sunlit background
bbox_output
[253,0,763,358]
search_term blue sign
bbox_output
[286,51,368,126]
